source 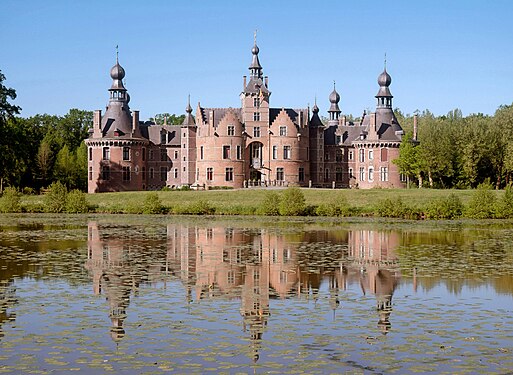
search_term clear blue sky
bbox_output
[2,0,512,120]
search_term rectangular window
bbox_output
[122,166,130,181]
[349,150,354,161]
[381,148,388,162]
[400,173,407,182]
[225,167,233,181]
[348,167,353,178]
[279,126,287,136]
[236,145,242,160]
[160,167,167,181]
[142,148,146,161]
[336,150,342,162]
[150,168,154,179]
[102,147,110,160]
[174,168,178,178]
[359,149,365,163]
[161,132,167,144]
[336,135,342,144]
[359,167,365,181]
[325,153,329,161]
[123,146,130,161]
[283,146,291,160]
[368,167,374,182]
[149,150,154,160]
[89,166,92,181]
[369,149,374,160]
[336,167,342,181]
[272,145,278,159]
[102,165,110,180]
[253,126,260,137]
[253,112,260,121]
[253,97,260,108]
[380,167,388,182]
[207,167,213,181]
[325,168,330,180]
[200,146,204,160]
[223,145,231,159]
[276,167,284,181]
[174,150,178,159]
[299,167,304,182]
[228,125,235,136]
[160,148,167,161]
[89,147,92,161]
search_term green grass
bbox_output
[17,187,502,218]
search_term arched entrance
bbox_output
[248,142,264,183]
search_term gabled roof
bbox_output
[198,107,243,127]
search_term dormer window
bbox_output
[161,132,167,144]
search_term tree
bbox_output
[0,70,22,191]
[394,131,421,188]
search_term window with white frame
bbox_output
[228,125,235,136]
[207,167,213,181]
[359,149,365,162]
[380,167,388,181]
[276,167,284,181]
[369,149,374,160]
[359,167,365,181]
[272,146,277,159]
[279,126,287,136]
[253,126,260,137]
[253,112,260,121]
[349,150,354,161]
[368,166,374,182]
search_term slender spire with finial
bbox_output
[116,45,119,63]
[384,52,387,70]
[254,29,257,45]
[249,30,262,78]
[328,80,341,121]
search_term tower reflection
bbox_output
[86,222,400,355]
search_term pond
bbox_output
[0,214,512,374]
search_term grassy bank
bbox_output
[6,186,511,220]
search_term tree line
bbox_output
[394,106,513,189]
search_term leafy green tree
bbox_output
[0,70,22,191]
[394,131,422,188]
[151,113,185,125]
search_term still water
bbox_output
[0,214,512,374]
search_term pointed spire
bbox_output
[183,94,195,126]
[384,52,387,71]
[116,45,119,64]
[249,30,263,78]
[312,95,319,114]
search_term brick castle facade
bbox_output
[86,39,406,193]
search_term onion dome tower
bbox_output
[376,60,393,109]
[327,81,341,126]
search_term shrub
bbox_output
[143,192,165,214]
[375,197,421,219]
[497,185,513,219]
[316,193,350,217]
[279,187,306,216]
[258,191,281,216]
[0,187,22,213]
[22,187,36,195]
[186,199,215,215]
[425,193,463,219]
[44,182,68,213]
[65,189,89,213]
[465,183,497,219]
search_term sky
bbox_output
[1,0,512,120]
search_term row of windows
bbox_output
[203,167,305,182]
[96,147,181,162]
[357,166,389,182]
[227,125,289,137]
[93,166,180,182]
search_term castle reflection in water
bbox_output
[84,222,401,360]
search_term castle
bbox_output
[86,38,406,193]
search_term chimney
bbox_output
[93,110,102,137]
[243,76,247,91]
[370,113,376,133]
[132,110,139,134]
[413,114,418,141]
